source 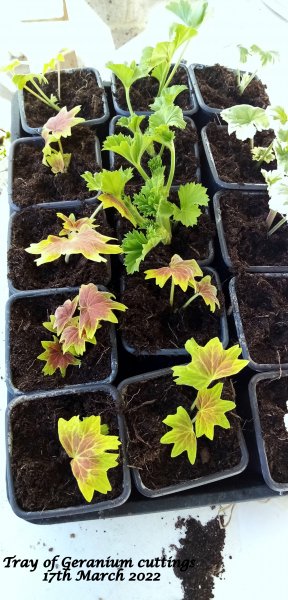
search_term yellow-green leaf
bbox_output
[160,406,197,464]
[195,383,235,440]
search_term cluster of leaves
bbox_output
[220,103,288,235]
[41,105,84,174]
[160,337,248,464]
[58,415,121,501]
[83,96,209,273]
[38,283,127,376]
[237,44,278,95]
[0,52,66,112]
[25,209,122,265]
[107,0,208,114]
[144,253,219,312]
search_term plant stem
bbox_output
[267,216,286,236]
[136,163,149,182]
[58,139,64,155]
[24,84,53,109]
[165,142,175,194]
[163,39,191,91]
[250,138,254,150]
[125,86,134,115]
[57,61,61,100]
[159,144,165,158]
[256,141,274,167]
[31,80,60,112]
[90,203,103,219]
[181,292,199,311]
[65,254,70,264]
[266,209,277,230]
[170,280,175,307]
[239,69,257,95]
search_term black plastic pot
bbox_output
[120,266,229,357]
[7,200,112,294]
[229,274,288,371]
[6,384,131,523]
[109,115,201,184]
[6,286,118,397]
[248,371,288,493]
[213,190,288,273]
[18,67,110,136]
[111,63,198,117]
[201,125,267,195]
[8,135,102,212]
[118,367,249,498]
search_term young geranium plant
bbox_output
[237,44,278,95]
[82,94,210,274]
[160,337,248,464]
[38,284,127,376]
[25,207,122,265]
[144,253,219,312]
[107,0,208,114]
[58,415,121,501]
[41,105,85,174]
[0,52,66,113]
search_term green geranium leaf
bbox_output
[173,182,209,226]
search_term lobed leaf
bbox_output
[82,167,134,197]
[78,283,127,338]
[60,318,96,355]
[122,228,162,274]
[193,275,220,312]
[98,193,139,227]
[54,297,78,335]
[106,60,149,89]
[145,254,202,291]
[42,105,84,141]
[150,85,187,111]
[160,406,197,465]
[172,337,248,390]
[167,0,208,28]
[38,336,80,377]
[220,104,270,141]
[149,102,186,131]
[194,383,236,440]
[173,182,209,227]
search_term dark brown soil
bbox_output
[8,204,113,290]
[205,123,276,183]
[10,392,123,511]
[113,65,194,112]
[234,274,288,364]
[256,377,288,483]
[9,292,112,393]
[219,191,288,269]
[118,209,215,265]
[12,127,100,208]
[173,515,226,600]
[24,69,105,128]
[195,63,270,109]
[120,265,224,353]
[120,374,242,489]
[113,118,199,185]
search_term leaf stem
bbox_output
[266,208,277,230]
[165,142,175,195]
[24,84,53,108]
[90,203,103,219]
[164,39,191,91]
[125,86,134,115]
[181,292,199,311]
[267,216,286,236]
[170,280,175,307]
[31,80,60,112]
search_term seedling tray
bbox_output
[6,91,285,523]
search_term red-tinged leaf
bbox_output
[60,318,96,355]
[25,234,68,265]
[194,275,220,312]
[98,193,138,227]
[145,254,203,291]
[195,383,236,440]
[160,406,197,465]
[172,337,249,390]
[78,283,127,338]
[37,336,81,377]
[58,415,121,500]
[65,225,122,261]
[42,105,84,141]
[54,297,78,335]
[57,212,96,235]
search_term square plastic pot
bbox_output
[229,274,288,371]
[111,63,198,117]
[118,367,249,498]
[213,190,288,273]
[7,200,112,294]
[18,68,110,136]
[249,371,288,493]
[8,135,102,212]
[6,286,118,396]
[6,384,131,523]
[120,266,229,357]
[201,125,267,194]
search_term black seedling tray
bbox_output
[7,90,284,523]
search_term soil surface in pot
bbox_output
[120,374,242,489]
[205,123,276,183]
[9,293,112,392]
[195,64,270,109]
[173,515,226,600]
[12,127,99,208]
[113,119,199,185]
[120,266,224,353]
[256,377,288,483]
[234,274,288,364]
[24,69,105,128]
[8,203,113,290]
[219,191,288,268]
[113,65,194,112]
[10,392,123,511]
